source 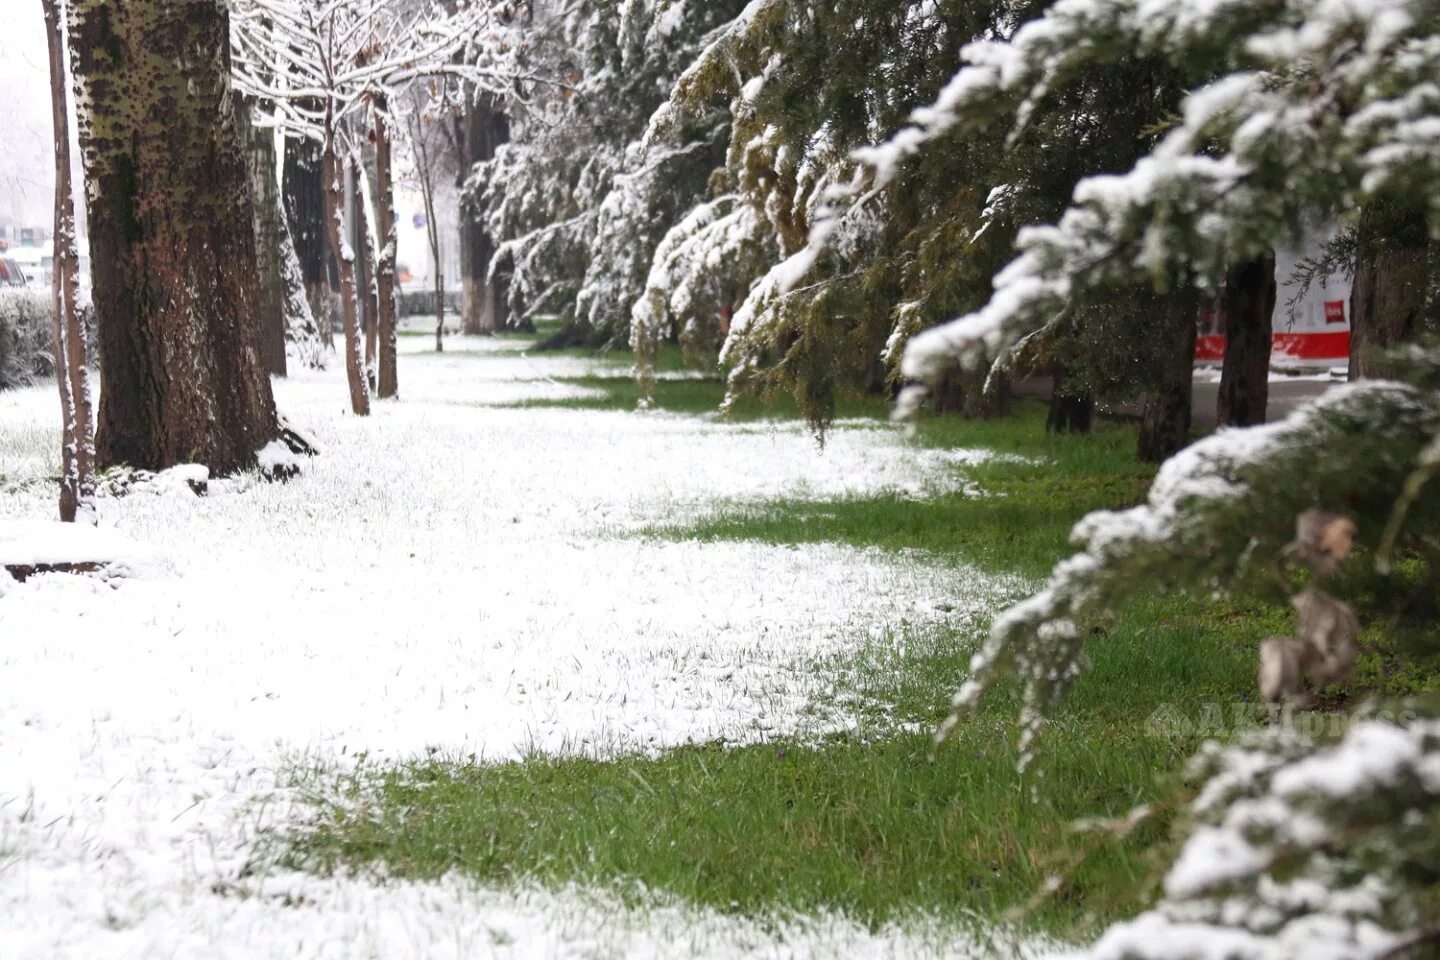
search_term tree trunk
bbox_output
[982,372,1013,420]
[279,212,322,366]
[69,0,279,474]
[930,365,966,414]
[1046,364,1094,434]
[421,173,445,354]
[43,0,94,523]
[352,154,379,390]
[283,134,333,348]
[1350,205,1429,380]
[374,98,399,398]
[1217,252,1275,427]
[1138,297,1198,463]
[324,135,370,417]
[458,94,509,335]
[411,109,446,353]
[239,97,288,377]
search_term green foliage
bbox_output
[473,0,747,342]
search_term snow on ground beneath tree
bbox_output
[0,343,1035,958]
[0,518,164,573]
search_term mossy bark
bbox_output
[70,0,279,473]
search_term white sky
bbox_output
[0,0,56,227]
[0,2,438,277]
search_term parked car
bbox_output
[0,258,29,288]
[5,247,50,288]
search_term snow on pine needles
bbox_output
[0,336,1027,958]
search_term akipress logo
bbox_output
[1145,702,1420,739]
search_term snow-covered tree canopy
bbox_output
[890,0,1440,408]
[642,0,1026,422]
[877,0,1440,735]
[470,0,749,341]
[854,3,1440,954]
[229,0,518,153]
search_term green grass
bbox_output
[270,389,1436,940]
[648,407,1155,578]
[283,723,1192,934]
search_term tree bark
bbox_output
[1138,296,1198,463]
[1350,205,1428,380]
[69,0,279,474]
[1217,252,1276,427]
[1046,364,1094,434]
[409,104,447,353]
[283,133,333,348]
[323,135,370,416]
[458,94,509,335]
[43,0,94,522]
[239,97,288,377]
[277,206,323,365]
[374,97,399,398]
[352,154,379,390]
[421,165,445,354]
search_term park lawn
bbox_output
[274,389,1425,940]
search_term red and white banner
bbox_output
[1196,242,1352,368]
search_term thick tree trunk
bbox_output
[239,98,288,377]
[323,137,370,417]
[1138,297,1198,463]
[1350,205,1428,380]
[374,98,399,398]
[70,0,279,474]
[1046,364,1094,434]
[284,134,332,348]
[43,0,94,523]
[458,95,509,335]
[1217,252,1276,427]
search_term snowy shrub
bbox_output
[0,290,56,390]
[1089,713,1440,959]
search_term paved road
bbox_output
[1015,374,1343,430]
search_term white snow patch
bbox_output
[256,440,300,473]
[0,343,1027,956]
[0,518,163,573]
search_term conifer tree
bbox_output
[471,0,747,345]
[877,0,1439,953]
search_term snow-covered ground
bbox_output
[0,337,1034,958]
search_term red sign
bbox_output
[1324,300,1346,325]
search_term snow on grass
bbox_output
[12,873,1058,959]
[0,519,167,580]
[0,344,1027,957]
